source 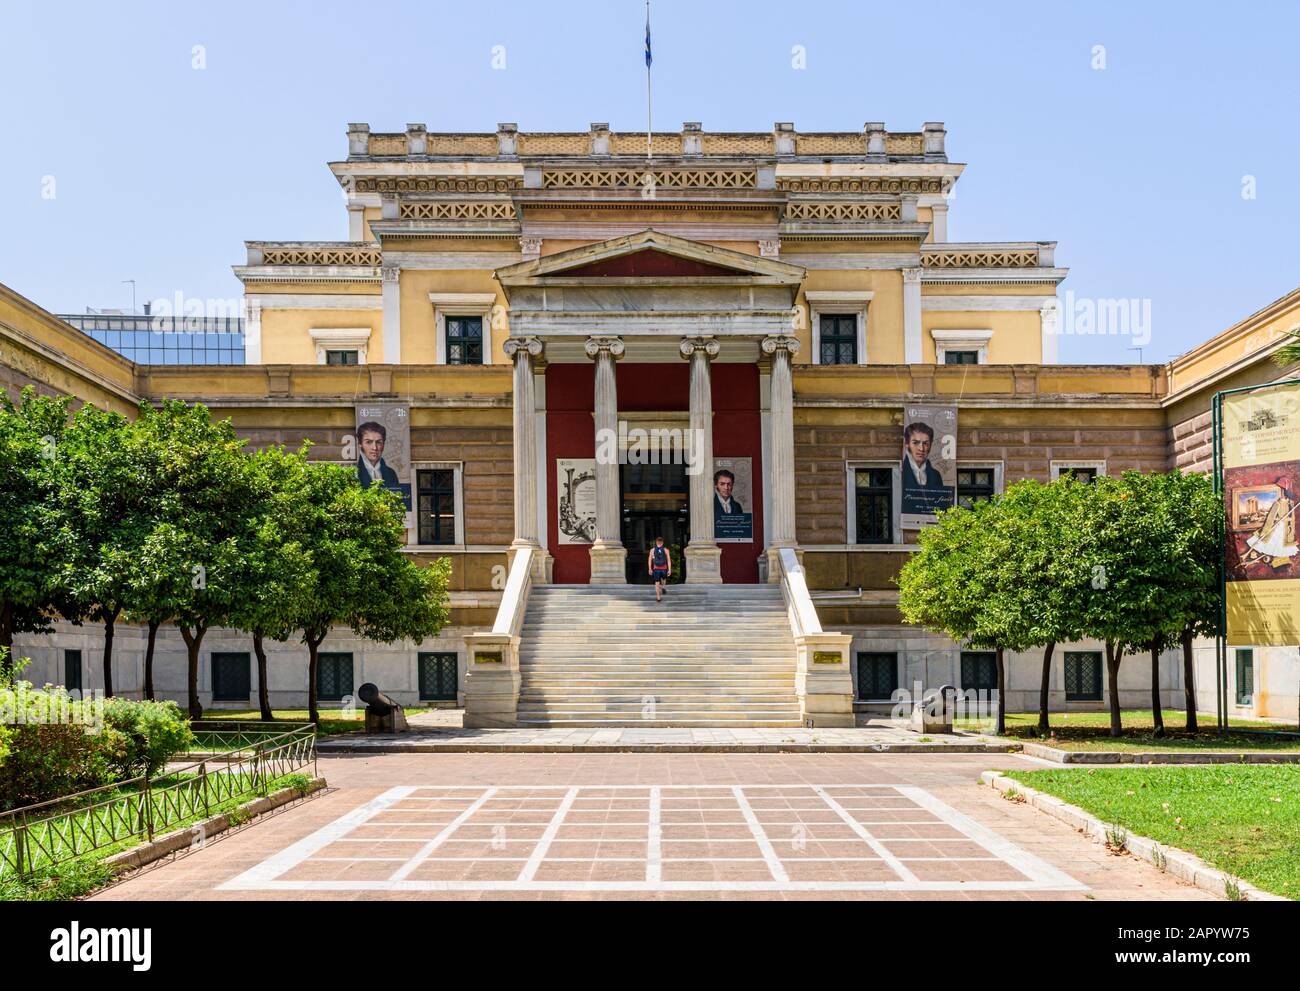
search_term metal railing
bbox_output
[0,725,316,878]
[189,721,309,754]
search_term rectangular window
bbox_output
[417,469,456,545]
[64,649,82,694]
[317,652,354,703]
[418,652,459,701]
[856,652,898,701]
[211,652,252,703]
[818,314,858,365]
[961,651,999,693]
[956,467,996,509]
[1064,651,1103,701]
[1235,648,1254,705]
[854,468,893,544]
[445,315,483,365]
[943,350,979,365]
[325,349,359,366]
[1059,466,1099,484]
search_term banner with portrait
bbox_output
[1221,380,1300,645]
[556,458,598,545]
[900,405,957,530]
[712,456,753,543]
[354,402,412,514]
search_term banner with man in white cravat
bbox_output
[900,404,957,529]
[354,402,412,514]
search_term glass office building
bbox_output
[60,313,246,364]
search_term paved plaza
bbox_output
[91,752,1215,901]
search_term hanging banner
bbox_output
[900,405,957,529]
[1222,380,1300,645]
[354,402,412,514]
[556,458,598,545]
[713,456,753,543]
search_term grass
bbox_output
[1011,765,1300,899]
[956,709,1300,752]
[197,708,365,736]
[0,770,315,901]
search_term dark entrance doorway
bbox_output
[621,462,689,583]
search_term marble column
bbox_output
[504,336,549,580]
[680,336,723,583]
[585,336,627,582]
[902,267,922,364]
[762,334,800,580]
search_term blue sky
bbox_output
[2,0,1296,363]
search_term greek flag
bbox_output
[645,13,652,68]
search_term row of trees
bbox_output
[897,471,1219,737]
[1,387,450,721]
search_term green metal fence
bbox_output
[0,725,316,878]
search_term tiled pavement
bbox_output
[91,752,1216,901]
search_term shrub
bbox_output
[0,722,115,810]
[102,697,196,778]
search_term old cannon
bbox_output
[358,683,409,734]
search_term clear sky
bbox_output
[2,0,1296,363]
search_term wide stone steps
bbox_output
[515,583,800,727]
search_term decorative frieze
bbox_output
[541,168,757,189]
[399,201,516,221]
[351,176,523,195]
[922,248,1040,269]
[783,201,902,222]
[776,176,945,195]
[259,244,382,267]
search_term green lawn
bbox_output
[1010,766,1300,899]
[957,710,1300,752]
[196,708,367,736]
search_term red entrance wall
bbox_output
[544,361,763,584]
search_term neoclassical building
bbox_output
[4,120,1298,726]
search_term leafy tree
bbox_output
[292,462,451,723]
[130,401,258,718]
[229,446,317,720]
[0,388,74,673]
[1272,329,1300,370]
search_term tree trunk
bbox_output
[1037,641,1055,734]
[143,619,160,700]
[253,631,273,721]
[1105,641,1124,737]
[101,606,120,698]
[179,624,206,719]
[306,633,323,725]
[1151,641,1165,738]
[1182,627,1198,734]
[0,601,13,680]
[995,646,1007,736]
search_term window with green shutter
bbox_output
[212,652,252,702]
[856,652,898,701]
[1064,651,1103,701]
[64,649,82,694]
[418,652,459,701]
[317,652,354,702]
[1235,649,1254,705]
[961,651,998,693]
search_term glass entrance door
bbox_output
[620,463,689,583]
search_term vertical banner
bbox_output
[556,458,598,544]
[1221,380,1300,644]
[354,402,412,515]
[900,404,957,529]
[713,456,753,542]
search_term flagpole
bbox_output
[645,0,652,160]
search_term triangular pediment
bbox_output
[495,229,805,286]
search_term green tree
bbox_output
[0,388,74,673]
[230,446,317,720]
[131,401,258,718]
[1271,329,1300,370]
[293,462,451,723]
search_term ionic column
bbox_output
[585,336,627,582]
[902,267,922,364]
[505,336,543,550]
[762,334,800,580]
[681,337,723,583]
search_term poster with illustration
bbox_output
[354,402,412,514]
[557,458,598,545]
[713,456,753,543]
[900,405,957,529]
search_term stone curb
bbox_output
[1020,742,1300,765]
[980,771,1289,902]
[102,777,328,873]
[318,740,1020,755]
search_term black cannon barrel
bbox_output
[358,682,397,717]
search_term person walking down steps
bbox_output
[648,536,671,602]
